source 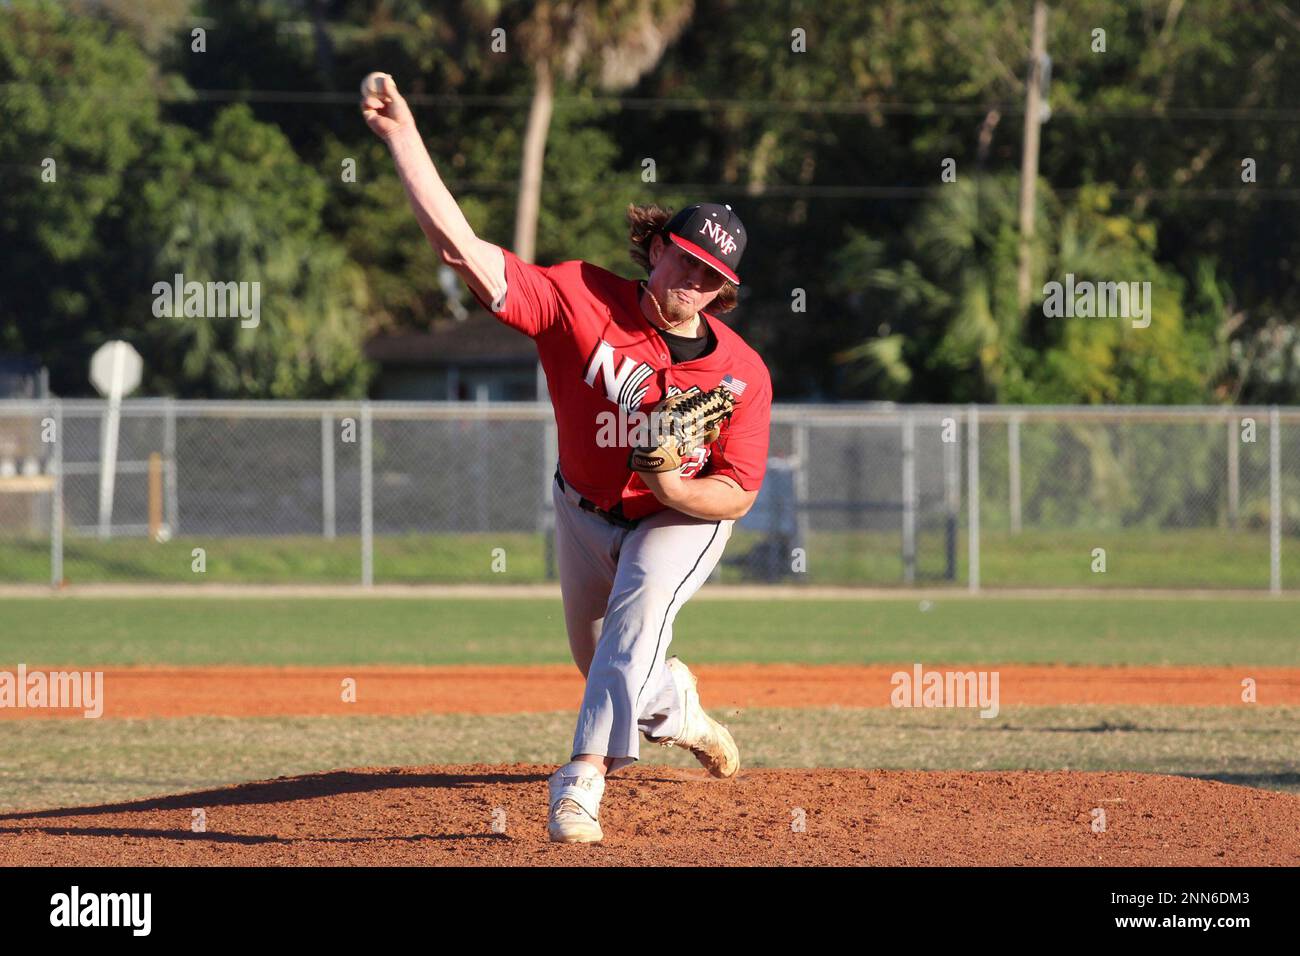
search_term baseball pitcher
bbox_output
[363,73,772,844]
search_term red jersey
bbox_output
[475,248,772,520]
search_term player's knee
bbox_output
[603,602,672,646]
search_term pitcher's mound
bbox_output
[1,764,1296,866]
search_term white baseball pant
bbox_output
[552,471,734,773]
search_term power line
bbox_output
[0,163,1293,202]
[6,82,1300,121]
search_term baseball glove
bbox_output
[628,385,735,473]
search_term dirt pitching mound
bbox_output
[1,764,1296,866]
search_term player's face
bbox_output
[649,237,725,324]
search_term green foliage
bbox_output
[0,2,370,397]
[1023,186,1216,405]
[3,0,1298,401]
[1225,322,1300,405]
[129,106,372,398]
[70,0,192,53]
[835,177,1227,405]
[0,0,162,380]
[321,136,440,331]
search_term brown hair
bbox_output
[626,203,739,314]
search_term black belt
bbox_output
[555,468,640,530]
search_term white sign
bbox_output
[90,341,143,398]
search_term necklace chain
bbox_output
[643,282,698,334]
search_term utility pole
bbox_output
[1017,2,1049,311]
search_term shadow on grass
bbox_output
[981,721,1297,735]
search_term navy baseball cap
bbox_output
[663,203,746,285]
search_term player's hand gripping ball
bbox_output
[360,72,413,140]
[359,71,394,100]
[629,385,735,473]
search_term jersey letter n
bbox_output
[583,340,654,413]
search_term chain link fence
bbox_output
[1,399,1296,590]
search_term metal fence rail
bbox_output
[0,399,1295,591]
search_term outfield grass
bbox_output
[0,597,1296,666]
[1,706,1294,812]
[3,527,1297,588]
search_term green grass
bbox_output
[0,597,1297,666]
[1,706,1294,812]
[964,528,1300,589]
[3,527,1298,588]
[0,533,547,584]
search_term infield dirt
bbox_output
[3,663,1295,865]
[1,764,1296,866]
[2,664,1295,718]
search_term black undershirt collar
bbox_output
[656,323,715,364]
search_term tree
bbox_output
[1024,185,1220,405]
[127,106,372,398]
[70,0,193,53]
[10,0,1300,402]
[831,175,1047,402]
[494,0,695,263]
[0,0,163,392]
[832,178,1224,405]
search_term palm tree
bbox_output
[833,174,1052,401]
[505,0,695,263]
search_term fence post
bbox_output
[50,399,63,588]
[1008,414,1022,534]
[942,412,959,581]
[901,412,916,584]
[542,417,557,580]
[793,421,811,555]
[360,402,373,588]
[1227,412,1239,530]
[147,452,163,541]
[1270,406,1281,594]
[163,397,178,535]
[967,404,981,593]
[473,401,489,532]
[321,412,335,540]
[540,417,557,528]
[97,397,119,539]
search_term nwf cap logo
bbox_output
[698,220,738,257]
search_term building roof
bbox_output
[365,317,537,367]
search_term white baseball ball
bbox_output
[360,72,394,101]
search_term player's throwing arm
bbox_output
[360,72,507,313]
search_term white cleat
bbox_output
[548,798,603,844]
[652,656,740,779]
[547,761,605,844]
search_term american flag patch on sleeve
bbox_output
[720,374,747,397]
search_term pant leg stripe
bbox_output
[632,520,722,712]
